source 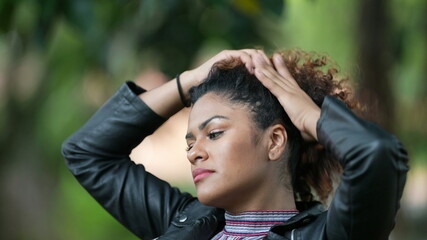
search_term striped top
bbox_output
[211,210,299,240]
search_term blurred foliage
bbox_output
[0,0,426,239]
[0,0,285,239]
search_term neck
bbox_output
[226,179,297,214]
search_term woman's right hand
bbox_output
[179,49,264,101]
[140,49,260,118]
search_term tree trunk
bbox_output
[357,0,394,131]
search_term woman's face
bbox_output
[186,93,274,211]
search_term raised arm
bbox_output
[62,82,192,239]
[62,49,259,239]
[317,96,408,239]
[251,51,409,239]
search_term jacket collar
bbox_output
[267,202,325,238]
[166,201,325,240]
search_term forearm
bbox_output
[62,82,190,239]
[64,82,165,157]
[139,70,196,118]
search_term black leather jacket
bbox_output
[62,82,409,240]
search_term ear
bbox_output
[267,124,287,161]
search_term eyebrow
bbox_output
[185,115,229,139]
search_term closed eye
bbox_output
[185,144,193,152]
[185,130,224,152]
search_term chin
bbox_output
[196,188,231,209]
[196,188,217,206]
[198,196,217,207]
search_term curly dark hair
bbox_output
[189,49,358,206]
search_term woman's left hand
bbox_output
[251,51,320,141]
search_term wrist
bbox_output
[180,70,199,87]
[179,70,200,101]
[304,109,320,141]
[176,74,190,107]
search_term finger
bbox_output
[219,50,255,74]
[242,49,273,67]
[256,49,272,65]
[240,49,260,73]
[272,53,294,81]
[252,52,274,69]
[255,69,281,95]
[253,54,290,93]
[236,51,255,74]
[253,53,287,86]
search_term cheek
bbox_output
[216,136,263,173]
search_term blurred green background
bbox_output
[0,0,426,239]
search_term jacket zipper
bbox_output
[291,229,295,240]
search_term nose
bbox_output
[187,140,208,164]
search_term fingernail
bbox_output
[274,53,283,62]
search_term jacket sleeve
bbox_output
[317,96,409,240]
[61,81,194,240]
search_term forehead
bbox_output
[188,93,252,128]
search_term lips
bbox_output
[192,168,215,183]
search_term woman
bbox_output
[62,49,409,239]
